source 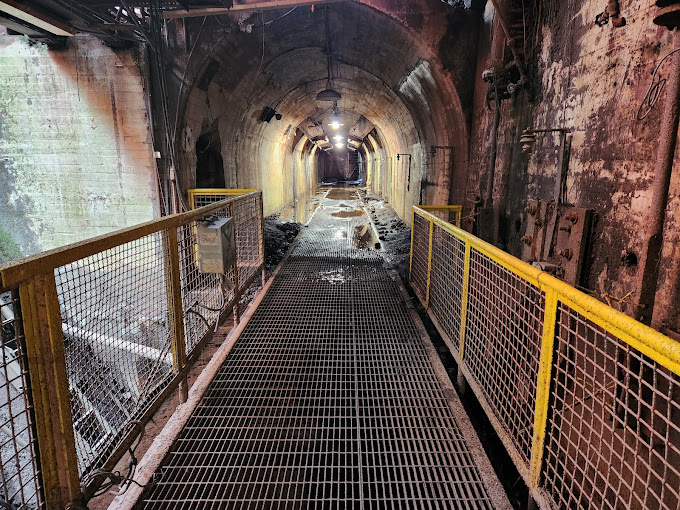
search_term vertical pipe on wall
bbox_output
[484,102,501,208]
[637,34,680,326]
[487,0,528,85]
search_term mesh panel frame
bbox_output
[409,215,430,303]
[233,194,263,291]
[463,248,544,467]
[192,194,230,209]
[0,291,44,509]
[55,232,175,475]
[428,225,465,351]
[427,210,461,226]
[541,303,680,510]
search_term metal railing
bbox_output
[187,188,256,210]
[0,191,265,508]
[410,205,680,510]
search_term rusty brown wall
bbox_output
[468,0,680,330]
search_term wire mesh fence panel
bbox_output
[427,225,465,350]
[141,197,500,510]
[233,193,263,291]
[541,303,680,510]
[54,232,175,476]
[192,194,229,209]
[177,204,235,356]
[463,248,544,468]
[427,209,461,226]
[409,214,430,303]
[0,291,43,509]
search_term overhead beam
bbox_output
[0,0,76,35]
[163,0,347,19]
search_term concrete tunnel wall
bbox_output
[0,34,160,262]
[170,1,475,222]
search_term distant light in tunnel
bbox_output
[335,142,345,149]
[333,135,344,141]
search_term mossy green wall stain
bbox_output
[0,228,21,264]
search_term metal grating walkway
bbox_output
[139,190,509,509]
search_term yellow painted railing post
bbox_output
[458,242,472,360]
[258,192,266,285]
[19,274,83,508]
[167,228,188,402]
[231,202,241,324]
[425,219,434,308]
[529,289,559,492]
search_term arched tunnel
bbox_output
[169,1,471,222]
[2,2,680,509]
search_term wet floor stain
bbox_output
[327,188,359,200]
[353,224,376,249]
[331,210,365,218]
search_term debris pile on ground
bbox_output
[359,190,412,280]
[265,215,301,271]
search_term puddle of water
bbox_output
[331,210,365,218]
[327,188,359,200]
[353,224,378,250]
[279,190,325,223]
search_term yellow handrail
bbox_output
[187,188,257,209]
[413,206,680,374]
[0,191,265,507]
[410,204,680,510]
[0,191,261,288]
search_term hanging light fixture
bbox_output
[316,6,342,102]
[328,101,344,129]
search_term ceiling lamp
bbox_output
[335,142,345,149]
[328,101,344,129]
[316,7,342,102]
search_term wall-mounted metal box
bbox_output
[196,217,235,274]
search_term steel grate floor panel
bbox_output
[140,192,503,509]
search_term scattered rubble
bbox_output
[264,215,301,272]
[359,190,412,280]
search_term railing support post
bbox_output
[167,228,188,403]
[231,202,241,324]
[456,242,472,394]
[425,220,434,308]
[20,274,83,508]
[529,289,559,493]
[258,192,266,286]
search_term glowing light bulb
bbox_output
[333,135,344,141]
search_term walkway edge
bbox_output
[391,270,514,510]
[108,263,284,510]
